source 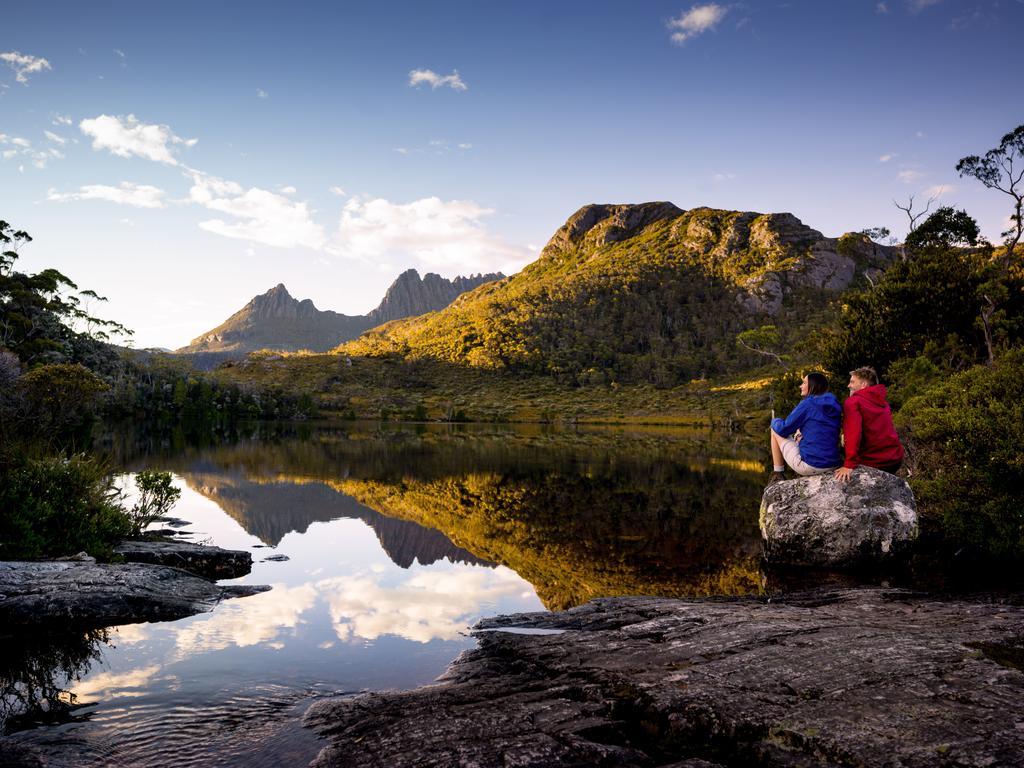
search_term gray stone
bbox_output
[305,589,1024,767]
[114,539,253,579]
[760,466,918,567]
[0,560,269,626]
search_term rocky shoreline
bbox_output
[305,588,1024,767]
[0,539,264,627]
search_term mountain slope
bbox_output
[342,203,898,385]
[179,270,502,356]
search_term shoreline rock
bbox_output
[113,539,253,580]
[760,466,918,567]
[305,588,1024,767]
[0,560,268,626]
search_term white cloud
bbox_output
[713,172,736,181]
[44,130,66,145]
[908,0,941,12]
[256,88,269,99]
[876,1,890,12]
[80,114,197,165]
[319,567,525,644]
[394,147,410,155]
[408,68,467,91]
[329,185,347,197]
[898,169,924,183]
[332,195,531,272]
[668,4,728,44]
[279,185,297,195]
[0,134,61,168]
[458,143,472,150]
[924,183,954,198]
[189,170,327,249]
[878,153,896,163]
[53,114,73,126]
[915,130,927,138]
[48,182,167,209]
[0,51,52,84]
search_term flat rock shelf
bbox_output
[305,588,1024,767]
[0,560,268,626]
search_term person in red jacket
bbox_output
[834,366,905,483]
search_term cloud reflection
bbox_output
[173,583,317,657]
[318,566,524,644]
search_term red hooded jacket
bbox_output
[842,384,905,469]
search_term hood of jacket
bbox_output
[851,384,889,406]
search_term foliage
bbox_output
[904,207,981,253]
[18,363,109,434]
[0,453,131,560]
[817,248,993,379]
[126,470,181,535]
[956,124,1024,261]
[0,220,131,365]
[897,350,1024,558]
[736,325,786,366]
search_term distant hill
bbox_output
[177,269,502,359]
[342,202,898,385]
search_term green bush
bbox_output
[126,470,181,536]
[0,454,132,559]
[897,350,1024,558]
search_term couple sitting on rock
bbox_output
[768,366,904,484]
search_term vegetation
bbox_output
[339,205,836,387]
[896,351,1024,559]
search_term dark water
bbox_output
[0,421,911,765]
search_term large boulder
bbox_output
[759,466,917,567]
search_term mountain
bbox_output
[178,269,502,357]
[342,203,899,385]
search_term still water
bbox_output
[2,422,769,766]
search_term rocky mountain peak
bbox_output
[542,202,685,258]
[369,269,503,325]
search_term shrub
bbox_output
[0,454,132,559]
[897,349,1024,558]
[126,470,181,536]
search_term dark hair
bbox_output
[850,366,879,386]
[805,371,829,396]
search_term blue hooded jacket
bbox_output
[771,393,843,469]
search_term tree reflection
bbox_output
[0,628,108,733]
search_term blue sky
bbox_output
[3,0,1023,348]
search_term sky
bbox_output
[2,0,1023,349]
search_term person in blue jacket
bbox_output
[769,371,842,482]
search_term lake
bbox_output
[0,421,830,765]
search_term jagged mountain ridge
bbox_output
[179,269,502,355]
[342,202,899,385]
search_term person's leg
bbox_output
[770,429,785,472]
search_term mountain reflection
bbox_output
[108,423,767,610]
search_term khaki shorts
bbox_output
[777,434,836,476]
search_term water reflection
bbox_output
[109,422,768,609]
[0,628,107,733]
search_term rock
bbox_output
[759,466,917,567]
[262,554,290,562]
[0,560,269,626]
[305,589,1024,767]
[113,539,253,579]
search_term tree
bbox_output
[956,124,1024,267]
[0,220,132,364]
[904,207,982,253]
[894,194,937,233]
[736,325,786,366]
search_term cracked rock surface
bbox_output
[0,560,268,626]
[305,589,1024,767]
[113,539,253,579]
